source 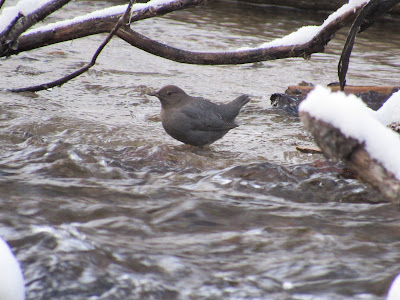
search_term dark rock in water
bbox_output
[388,122,400,134]
[270,93,303,116]
[356,90,398,111]
[270,85,399,115]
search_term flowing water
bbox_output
[1,1,400,299]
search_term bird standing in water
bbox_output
[149,85,250,146]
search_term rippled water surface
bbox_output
[1,1,400,299]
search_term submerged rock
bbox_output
[271,84,399,115]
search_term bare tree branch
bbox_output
[10,0,364,65]
[115,4,364,65]
[338,0,400,90]
[2,0,207,57]
[9,0,135,93]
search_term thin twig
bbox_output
[338,0,400,91]
[9,0,135,93]
[0,0,6,10]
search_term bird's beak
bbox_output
[148,91,158,97]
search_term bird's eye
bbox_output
[167,91,172,96]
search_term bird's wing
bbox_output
[180,100,238,131]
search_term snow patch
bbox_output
[17,0,54,15]
[0,237,25,300]
[0,7,20,35]
[387,273,400,300]
[25,5,128,35]
[255,0,369,49]
[264,26,320,47]
[25,0,177,35]
[375,90,400,125]
[0,0,56,34]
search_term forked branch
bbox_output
[9,0,135,93]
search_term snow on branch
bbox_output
[0,0,71,52]
[3,0,368,64]
[1,0,205,56]
[115,0,368,64]
[259,0,369,48]
[24,0,183,36]
[299,86,400,203]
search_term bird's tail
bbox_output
[219,94,250,121]
[231,94,250,109]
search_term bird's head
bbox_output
[149,85,189,109]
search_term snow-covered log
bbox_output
[299,86,400,204]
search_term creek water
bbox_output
[1,0,400,299]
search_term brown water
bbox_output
[1,1,400,299]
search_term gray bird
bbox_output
[149,85,250,146]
